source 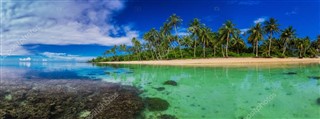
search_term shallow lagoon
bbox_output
[1,62,319,118]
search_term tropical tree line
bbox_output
[91,14,320,62]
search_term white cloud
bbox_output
[1,0,138,56]
[41,52,94,62]
[240,28,249,35]
[253,17,266,24]
[176,27,189,36]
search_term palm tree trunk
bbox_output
[299,47,302,58]
[203,43,206,57]
[256,40,259,57]
[268,33,273,57]
[282,40,287,56]
[226,34,229,58]
[150,50,155,60]
[303,47,307,57]
[221,44,225,57]
[252,43,255,54]
[174,25,183,58]
[193,40,197,58]
[213,45,216,57]
[237,48,239,54]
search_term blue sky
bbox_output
[1,0,319,61]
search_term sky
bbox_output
[1,0,319,61]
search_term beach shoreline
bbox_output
[99,57,320,67]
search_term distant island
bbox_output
[91,14,320,63]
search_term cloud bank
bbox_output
[1,0,138,56]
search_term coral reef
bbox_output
[0,79,144,119]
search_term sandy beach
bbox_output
[100,58,320,67]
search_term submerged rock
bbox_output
[308,76,320,80]
[317,98,320,105]
[163,80,178,86]
[154,87,165,91]
[157,114,178,119]
[0,79,144,119]
[145,97,169,111]
[284,72,297,75]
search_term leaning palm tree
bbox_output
[280,26,296,56]
[248,23,264,57]
[188,18,202,58]
[168,14,183,58]
[264,18,280,57]
[218,20,236,57]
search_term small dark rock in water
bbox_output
[154,87,165,91]
[284,72,297,75]
[163,80,178,86]
[126,71,134,74]
[157,114,177,119]
[145,97,169,111]
[308,76,320,80]
[317,98,320,105]
[201,107,206,110]
[105,72,111,74]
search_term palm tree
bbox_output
[160,23,173,58]
[119,44,127,54]
[231,30,245,54]
[219,20,236,58]
[168,14,183,58]
[131,37,142,60]
[264,18,280,57]
[144,28,161,60]
[316,35,320,52]
[280,26,296,56]
[189,18,201,58]
[302,37,311,57]
[294,38,304,58]
[199,27,212,57]
[248,23,264,57]
[209,32,219,57]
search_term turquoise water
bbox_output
[1,62,319,118]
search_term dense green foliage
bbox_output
[91,15,320,62]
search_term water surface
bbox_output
[1,62,319,118]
